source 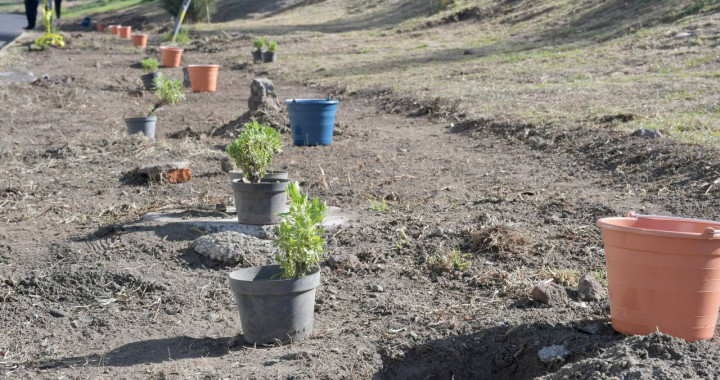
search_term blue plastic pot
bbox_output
[285,99,339,146]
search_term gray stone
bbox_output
[530,282,568,305]
[191,230,273,265]
[0,71,36,83]
[248,78,282,112]
[138,161,190,179]
[632,128,662,139]
[577,273,606,301]
[70,320,80,328]
[48,308,66,318]
[327,253,361,270]
[538,345,569,363]
[203,313,221,322]
[675,32,692,38]
[370,284,385,293]
[463,49,476,55]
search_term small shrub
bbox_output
[253,37,265,51]
[141,57,159,73]
[161,0,217,23]
[147,77,185,116]
[163,29,192,45]
[428,249,472,273]
[225,121,282,183]
[274,182,327,279]
[368,197,389,212]
[267,41,277,53]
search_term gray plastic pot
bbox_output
[231,178,288,225]
[140,72,162,91]
[252,50,263,63]
[125,116,157,138]
[262,51,277,63]
[228,170,288,183]
[228,265,320,345]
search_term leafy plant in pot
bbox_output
[140,58,162,91]
[228,182,327,344]
[252,37,265,63]
[225,120,287,224]
[125,77,185,139]
[262,41,277,63]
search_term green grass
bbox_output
[64,0,150,19]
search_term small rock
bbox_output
[632,128,662,139]
[538,345,569,363]
[577,273,606,301]
[95,61,101,68]
[48,308,66,318]
[370,284,385,293]
[675,32,692,38]
[192,231,273,265]
[603,300,611,311]
[464,49,476,55]
[79,315,93,324]
[137,162,192,184]
[327,253,361,270]
[580,321,605,335]
[41,73,50,80]
[215,203,227,212]
[426,228,445,238]
[42,346,56,357]
[530,282,568,305]
[569,301,588,309]
[326,288,338,295]
[264,359,280,366]
[203,313,221,322]
[70,320,80,328]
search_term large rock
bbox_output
[137,161,191,184]
[531,282,568,305]
[577,273,606,301]
[191,231,274,265]
[248,78,281,112]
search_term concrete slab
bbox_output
[0,71,36,83]
[139,206,359,240]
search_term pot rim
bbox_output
[231,178,289,192]
[125,116,157,122]
[187,64,220,68]
[285,98,339,105]
[598,213,720,240]
[132,34,148,38]
[160,46,184,52]
[228,264,321,296]
[118,26,131,30]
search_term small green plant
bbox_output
[141,57,159,73]
[253,37,265,51]
[274,182,327,279]
[368,197,389,212]
[394,229,410,250]
[267,41,277,53]
[163,28,192,44]
[146,77,185,116]
[428,249,472,273]
[225,121,282,183]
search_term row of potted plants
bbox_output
[252,37,278,63]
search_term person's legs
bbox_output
[24,0,38,29]
[54,0,61,19]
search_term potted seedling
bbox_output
[228,182,327,344]
[140,58,162,91]
[125,77,185,139]
[263,41,277,63]
[252,37,265,63]
[225,120,287,224]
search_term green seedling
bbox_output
[267,41,277,53]
[274,182,327,279]
[394,229,410,250]
[253,37,265,51]
[147,77,185,116]
[163,28,191,44]
[225,120,282,183]
[141,57,159,73]
[368,197,389,213]
[428,249,472,273]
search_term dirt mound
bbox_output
[466,225,546,264]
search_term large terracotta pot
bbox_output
[132,34,147,48]
[161,47,183,68]
[117,26,132,39]
[97,23,105,32]
[598,212,720,342]
[108,25,120,35]
[187,64,219,92]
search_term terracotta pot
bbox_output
[118,26,132,39]
[598,212,720,342]
[97,23,105,32]
[132,34,147,48]
[161,47,183,68]
[187,64,219,92]
[109,25,120,35]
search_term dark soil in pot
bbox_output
[228,170,288,183]
[228,265,320,345]
[231,178,288,224]
[125,116,157,138]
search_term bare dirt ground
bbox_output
[2,2,720,379]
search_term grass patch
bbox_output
[64,0,150,19]
[163,28,192,45]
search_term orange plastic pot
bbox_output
[97,23,105,32]
[187,64,219,92]
[109,25,119,35]
[598,212,720,342]
[118,26,132,39]
[161,47,183,68]
[132,34,147,48]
